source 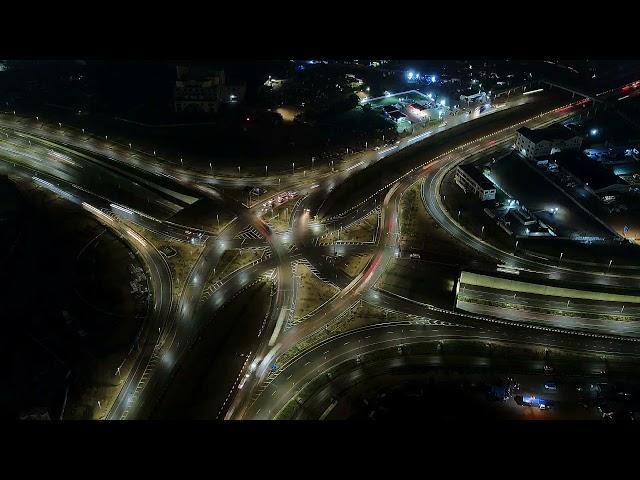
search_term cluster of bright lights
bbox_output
[405,71,436,82]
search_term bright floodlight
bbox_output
[440,99,446,106]
[431,75,436,82]
[407,71,414,80]
[590,128,599,136]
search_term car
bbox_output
[440,121,448,127]
[544,382,557,391]
[409,253,421,259]
[374,146,381,151]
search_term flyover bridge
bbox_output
[542,80,605,104]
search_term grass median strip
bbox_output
[458,295,637,323]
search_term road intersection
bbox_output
[3,82,640,420]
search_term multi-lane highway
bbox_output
[4,81,640,421]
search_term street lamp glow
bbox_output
[590,128,599,136]
[440,99,446,106]
[431,75,436,82]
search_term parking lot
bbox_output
[363,90,453,132]
[487,152,613,239]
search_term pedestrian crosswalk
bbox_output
[235,225,262,240]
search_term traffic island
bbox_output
[337,253,374,278]
[320,208,379,244]
[263,202,294,234]
[124,221,204,301]
[293,263,340,321]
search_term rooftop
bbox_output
[553,151,627,191]
[409,103,427,111]
[517,125,581,144]
[388,110,408,121]
[458,163,495,191]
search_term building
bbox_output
[174,65,246,114]
[553,150,628,198]
[407,102,429,119]
[387,110,410,124]
[455,163,496,201]
[264,77,287,90]
[345,74,364,89]
[515,125,583,160]
[459,89,487,105]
